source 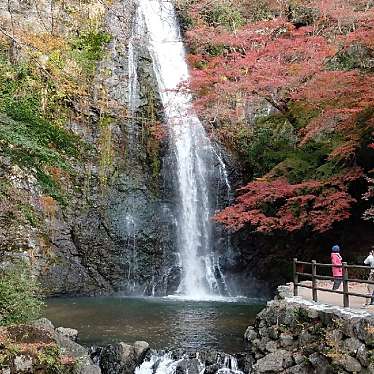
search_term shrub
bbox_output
[70,29,111,76]
[205,2,246,30]
[0,262,44,326]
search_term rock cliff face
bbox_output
[0,0,180,296]
[242,286,374,373]
[38,0,181,296]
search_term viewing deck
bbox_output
[293,280,374,312]
[292,258,374,313]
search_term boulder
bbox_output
[325,329,343,345]
[13,355,33,373]
[56,327,79,342]
[280,333,294,348]
[339,355,362,373]
[254,350,293,373]
[357,344,369,367]
[54,334,91,366]
[258,327,268,338]
[204,364,220,374]
[368,363,374,373]
[252,338,270,353]
[265,340,278,353]
[267,326,279,340]
[354,317,374,345]
[175,358,201,374]
[344,337,364,355]
[99,342,149,374]
[245,327,258,341]
[308,353,332,374]
[198,350,219,366]
[32,318,55,332]
[293,353,306,366]
[277,285,293,299]
[133,341,150,364]
[241,354,255,373]
[284,362,314,374]
[298,331,316,346]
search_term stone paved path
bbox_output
[296,280,374,312]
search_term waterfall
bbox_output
[125,214,137,292]
[132,0,227,299]
[135,352,243,374]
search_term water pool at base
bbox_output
[46,297,265,353]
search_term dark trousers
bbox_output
[332,277,342,290]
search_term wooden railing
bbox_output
[293,258,374,308]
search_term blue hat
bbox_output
[332,245,340,252]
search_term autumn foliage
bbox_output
[181,0,374,233]
[214,169,362,233]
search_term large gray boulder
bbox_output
[254,350,293,373]
[339,355,362,373]
[56,327,79,342]
[134,341,150,364]
[32,318,55,332]
[100,341,150,374]
[308,353,332,374]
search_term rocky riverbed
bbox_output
[0,317,244,374]
[2,287,374,374]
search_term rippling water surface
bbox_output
[46,297,264,353]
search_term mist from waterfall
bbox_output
[133,0,227,299]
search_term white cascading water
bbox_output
[135,353,243,374]
[136,0,224,298]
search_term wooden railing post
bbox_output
[343,262,349,308]
[312,260,318,302]
[293,258,298,296]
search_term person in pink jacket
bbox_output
[331,244,343,290]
